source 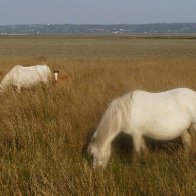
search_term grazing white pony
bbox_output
[88,88,196,168]
[0,64,52,92]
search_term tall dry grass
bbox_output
[0,36,195,195]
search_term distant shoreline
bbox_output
[0,23,196,35]
[1,33,196,40]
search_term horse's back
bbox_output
[133,88,196,103]
[8,65,22,74]
[17,65,51,76]
[131,88,196,116]
[19,64,50,72]
[15,65,51,86]
[129,88,196,139]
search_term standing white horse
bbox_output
[88,88,196,168]
[0,64,52,92]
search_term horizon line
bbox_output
[0,22,196,26]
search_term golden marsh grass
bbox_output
[0,35,195,195]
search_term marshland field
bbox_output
[0,35,195,195]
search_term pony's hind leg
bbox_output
[181,130,191,151]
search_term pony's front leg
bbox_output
[42,80,50,89]
[133,134,148,154]
[181,130,191,151]
[17,85,21,93]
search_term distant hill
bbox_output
[0,23,196,35]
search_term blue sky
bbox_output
[0,0,196,25]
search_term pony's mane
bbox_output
[92,92,133,148]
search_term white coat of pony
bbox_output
[88,88,196,168]
[0,64,52,92]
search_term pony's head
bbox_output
[87,141,111,169]
[53,70,59,82]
